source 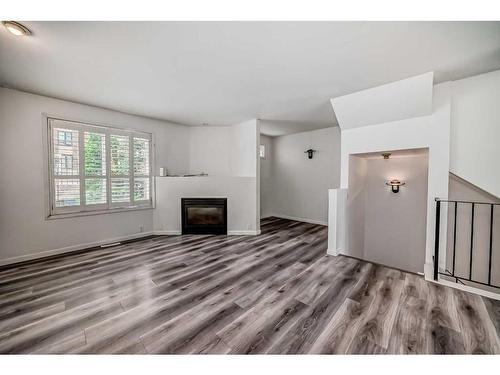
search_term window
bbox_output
[259,144,266,159]
[47,118,153,217]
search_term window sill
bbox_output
[46,205,154,220]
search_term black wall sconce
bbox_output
[304,149,317,159]
[386,179,405,193]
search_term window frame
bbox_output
[259,144,266,159]
[44,115,155,219]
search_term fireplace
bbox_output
[181,198,227,235]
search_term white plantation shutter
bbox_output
[51,126,81,208]
[54,179,80,207]
[85,178,107,205]
[133,137,150,202]
[111,178,130,203]
[84,131,107,206]
[134,178,150,201]
[110,134,131,206]
[47,118,152,216]
[110,135,130,176]
[53,128,79,176]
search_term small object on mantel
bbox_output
[304,149,317,159]
[181,172,208,177]
[159,167,168,177]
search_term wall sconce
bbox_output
[386,179,405,193]
[304,149,317,159]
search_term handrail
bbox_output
[435,197,500,205]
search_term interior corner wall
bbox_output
[0,87,191,264]
[338,82,451,271]
[259,134,274,218]
[255,120,261,230]
[230,119,258,177]
[261,127,341,225]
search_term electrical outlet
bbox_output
[139,225,144,233]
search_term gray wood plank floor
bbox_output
[0,217,499,354]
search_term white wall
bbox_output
[450,69,500,198]
[259,135,274,218]
[189,120,258,177]
[327,188,347,255]
[336,82,451,274]
[0,88,191,264]
[189,126,231,176]
[230,120,258,177]
[346,155,367,259]
[261,127,341,225]
[362,154,429,273]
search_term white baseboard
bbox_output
[260,214,275,219]
[228,230,261,236]
[154,230,260,236]
[153,230,182,235]
[424,262,500,301]
[0,231,155,267]
[327,248,341,256]
[264,213,327,226]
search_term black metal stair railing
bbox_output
[434,198,499,290]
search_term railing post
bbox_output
[434,199,441,281]
[469,203,475,281]
[488,204,494,285]
[452,201,457,277]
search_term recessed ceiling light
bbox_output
[2,21,31,36]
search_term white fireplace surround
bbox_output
[154,176,259,235]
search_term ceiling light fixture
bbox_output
[2,21,31,36]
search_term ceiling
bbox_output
[1,22,499,136]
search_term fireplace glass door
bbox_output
[181,198,227,234]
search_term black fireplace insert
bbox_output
[181,198,227,235]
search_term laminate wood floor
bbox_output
[1,217,499,354]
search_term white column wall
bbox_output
[335,82,451,275]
